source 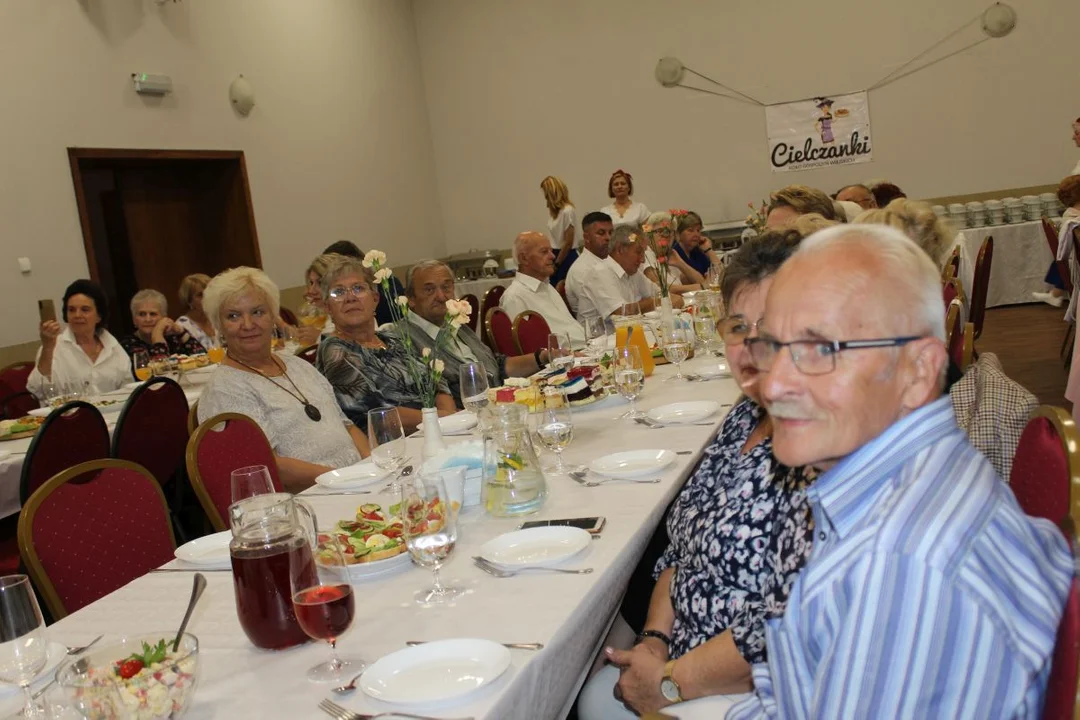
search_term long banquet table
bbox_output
[37,356,741,719]
[951,219,1055,308]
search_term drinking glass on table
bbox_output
[291,532,360,682]
[459,362,490,415]
[547,333,574,371]
[613,344,646,419]
[400,473,462,605]
[367,406,407,472]
[0,575,49,718]
[581,315,607,361]
[661,325,692,381]
[535,401,574,474]
[133,350,152,382]
[231,464,276,504]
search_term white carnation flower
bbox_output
[422,347,431,358]
[395,296,409,307]
[433,359,445,374]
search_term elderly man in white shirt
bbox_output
[564,211,614,315]
[579,225,674,321]
[501,232,586,348]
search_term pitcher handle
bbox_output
[294,497,317,546]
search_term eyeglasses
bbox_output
[328,283,372,300]
[744,335,923,376]
[718,315,763,346]
[417,283,455,298]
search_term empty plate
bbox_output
[479,526,591,568]
[315,459,392,490]
[361,638,511,706]
[174,530,231,568]
[647,401,719,425]
[417,412,478,436]
[589,449,676,479]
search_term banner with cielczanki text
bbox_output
[766,92,873,173]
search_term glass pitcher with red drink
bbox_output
[229,493,318,650]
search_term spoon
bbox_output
[331,670,366,695]
[173,572,207,652]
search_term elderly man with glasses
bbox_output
[720,225,1073,719]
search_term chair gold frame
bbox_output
[1028,405,1080,540]
[187,399,200,436]
[511,310,550,356]
[18,458,175,620]
[484,306,515,356]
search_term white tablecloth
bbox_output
[952,220,1052,308]
[40,356,741,720]
[455,276,515,301]
[0,375,209,519]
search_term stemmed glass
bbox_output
[581,316,607,362]
[613,345,646,419]
[231,464,276,504]
[133,350,152,382]
[547,333,574,371]
[661,325,692,381]
[0,575,49,718]
[459,362,490,415]
[367,406,408,472]
[535,402,574,474]
[400,474,462,605]
[291,533,360,682]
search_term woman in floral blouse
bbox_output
[120,289,206,360]
[315,256,457,434]
[579,228,816,719]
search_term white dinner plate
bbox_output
[589,449,676,479]
[0,642,68,709]
[416,412,478,437]
[647,401,719,425]
[341,549,412,580]
[28,399,125,418]
[360,638,511,706]
[174,530,231,568]
[479,526,591,568]
[570,392,627,413]
[315,459,392,490]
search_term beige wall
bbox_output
[0,0,443,350]
[413,0,1080,255]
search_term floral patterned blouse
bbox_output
[654,397,813,663]
[316,331,449,432]
[119,332,205,360]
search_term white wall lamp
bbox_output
[229,75,255,116]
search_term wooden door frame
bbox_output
[67,148,261,281]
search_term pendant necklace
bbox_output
[228,353,322,422]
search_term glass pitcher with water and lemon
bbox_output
[482,404,547,517]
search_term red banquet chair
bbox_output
[555,280,572,313]
[969,235,993,340]
[479,285,507,348]
[513,311,551,355]
[945,302,966,371]
[1044,576,1080,720]
[460,294,480,333]
[1,391,39,419]
[185,412,282,531]
[1008,406,1080,534]
[18,459,176,619]
[1042,218,1075,297]
[485,307,518,357]
[0,362,36,419]
[297,344,319,365]
[112,377,189,487]
[20,401,110,505]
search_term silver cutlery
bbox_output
[675,450,693,455]
[568,469,661,487]
[319,698,473,720]
[380,463,414,492]
[634,417,715,428]
[331,671,365,695]
[307,490,374,497]
[149,568,230,574]
[33,657,90,700]
[472,556,592,577]
[65,634,103,655]
[406,640,543,651]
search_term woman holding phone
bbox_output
[27,279,132,399]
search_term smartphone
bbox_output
[38,299,56,324]
[519,517,606,534]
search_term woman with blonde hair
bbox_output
[601,169,651,228]
[854,198,952,267]
[540,175,580,287]
[176,273,217,349]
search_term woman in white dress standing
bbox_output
[601,169,651,228]
[540,175,580,287]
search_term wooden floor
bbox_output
[976,302,1071,408]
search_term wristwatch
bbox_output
[660,659,683,703]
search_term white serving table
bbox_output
[951,219,1054,308]
[38,356,741,719]
[455,276,515,302]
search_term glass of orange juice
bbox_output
[133,352,152,382]
[207,346,225,364]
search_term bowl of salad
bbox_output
[56,633,200,719]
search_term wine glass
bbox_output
[459,362,490,415]
[547,333,573,371]
[581,316,607,361]
[613,344,646,419]
[133,351,152,382]
[661,326,692,381]
[291,533,360,682]
[535,402,574,474]
[0,575,49,718]
[231,465,276,504]
[620,301,641,318]
[400,474,462,605]
[367,406,407,472]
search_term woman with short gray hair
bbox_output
[119,288,206,360]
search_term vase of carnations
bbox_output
[643,211,680,330]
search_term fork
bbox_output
[472,556,592,577]
[634,417,715,428]
[568,469,661,487]
[318,698,474,720]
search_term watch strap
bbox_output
[634,629,672,647]
[662,659,683,703]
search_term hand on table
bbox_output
[39,320,62,350]
[608,641,672,715]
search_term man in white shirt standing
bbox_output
[579,225,670,322]
[501,232,586,348]
[565,211,613,315]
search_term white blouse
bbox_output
[600,201,651,229]
[177,315,218,350]
[26,327,132,399]
[547,205,583,250]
